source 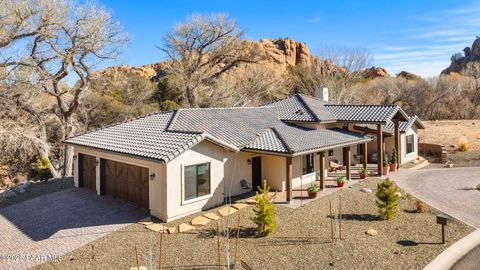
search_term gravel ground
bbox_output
[0,177,74,208]
[33,178,474,270]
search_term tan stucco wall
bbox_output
[73,146,166,220]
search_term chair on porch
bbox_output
[329,160,345,172]
[240,179,252,192]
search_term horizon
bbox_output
[99,0,480,78]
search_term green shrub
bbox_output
[391,148,398,164]
[307,183,320,193]
[336,176,347,183]
[37,157,53,181]
[251,180,276,236]
[383,151,389,167]
[360,168,370,175]
[376,178,399,220]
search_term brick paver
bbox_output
[0,188,146,270]
[391,167,480,228]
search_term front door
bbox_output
[252,156,262,191]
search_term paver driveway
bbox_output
[0,188,147,270]
[392,167,480,228]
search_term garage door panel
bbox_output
[79,154,96,191]
[101,158,149,209]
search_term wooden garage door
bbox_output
[79,154,96,191]
[100,159,149,209]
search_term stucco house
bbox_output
[65,89,424,222]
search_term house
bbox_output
[64,89,424,222]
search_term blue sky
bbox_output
[100,0,480,77]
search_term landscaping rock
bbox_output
[366,229,378,236]
[167,227,177,234]
[178,223,196,233]
[232,203,249,210]
[137,217,153,226]
[146,223,166,232]
[204,212,221,220]
[191,216,211,226]
[360,188,372,193]
[218,206,237,217]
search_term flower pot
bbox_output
[359,173,367,180]
[308,192,317,199]
[389,163,398,172]
[337,182,345,188]
[382,166,389,175]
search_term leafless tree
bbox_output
[462,62,480,118]
[1,0,128,176]
[319,46,372,103]
[161,13,263,108]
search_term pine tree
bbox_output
[391,148,398,164]
[376,178,399,220]
[251,180,277,236]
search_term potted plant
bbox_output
[336,176,347,187]
[307,183,320,198]
[359,168,369,180]
[390,148,398,172]
[382,151,390,175]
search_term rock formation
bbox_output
[442,37,480,75]
[363,67,390,79]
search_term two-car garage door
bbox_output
[78,153,149,209]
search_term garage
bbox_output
[78,154,97,191]
[100,159,149,209]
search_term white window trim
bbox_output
[405,135,415,155]
[181,160,213,205]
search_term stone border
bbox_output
[423,229,480,270]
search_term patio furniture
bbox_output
[240,179,251,192]
[329,160,345,172]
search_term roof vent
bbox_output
[315,87,329,102]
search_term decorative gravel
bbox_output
[33,178,474,270]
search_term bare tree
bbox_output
[161,13,263,108]
[462,62,480,118]
[1,0,128,176]
[319,46,372,103]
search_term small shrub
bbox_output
[391,148,398,164]
[376,178,399,220]
[336,176,347,183]
[251,180,276,236]
[307,183,320,193]
[383,151,389,167]
[416,200,428,213]
[37,157,53,181]
[457,137,469,152]
[360,168,370,175]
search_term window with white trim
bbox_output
[184,162,211,200]
[406,135,414,154]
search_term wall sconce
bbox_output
[95,158,99,166]
[247,159,252,165]
[73,155,78,160]
[150,172,156,180]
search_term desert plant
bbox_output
[307,183,320,193]
[251,180,277,236]
[376,178,399,220]
[457,137,469,152]
[391,148,398,164]
[37,157,53,181]
[416,200,428,213]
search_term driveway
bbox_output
[0,188,147,270]
[392,167,480,228]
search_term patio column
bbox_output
[286,157,292,202]
[377,124,383,176]
[345,146,351,180]
[319,151,325,190]
[362,143,368,169]
[394,120,400,166]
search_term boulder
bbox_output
[360,188,372,193]
[366,229,378,236]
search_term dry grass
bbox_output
[421,120,480,151]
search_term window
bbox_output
[302,154,314,175]
[406,135,414,154]
[184,163,211,201]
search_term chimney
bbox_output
[315,87,329,102]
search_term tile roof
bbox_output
[356,115,425,134]
[64,112,206,162]
[325,104,409,123]
[266,94,336,122]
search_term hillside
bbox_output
[442,37,480,74]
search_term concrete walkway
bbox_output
[0,188,146,270]
[391,167,480,228]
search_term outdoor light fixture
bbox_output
[247,159,251,165]
[73,154,78,160]
[95,159,99,166]
[436,214,449,244]
[150,172,156,180]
